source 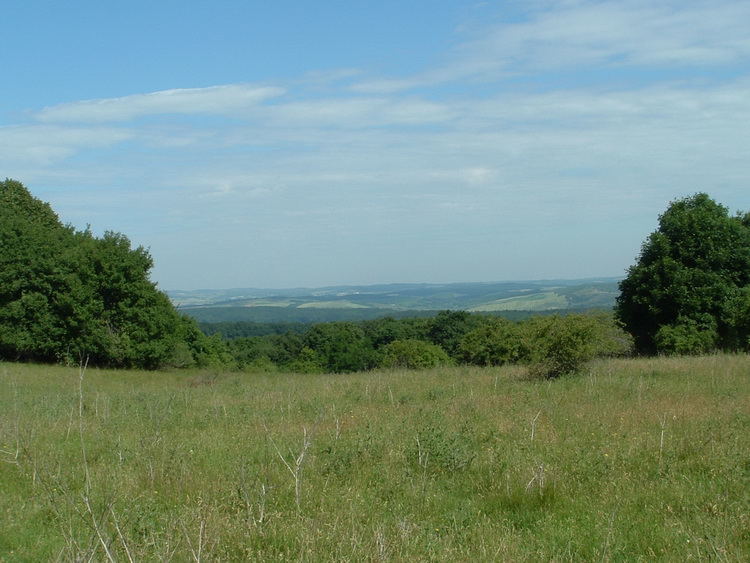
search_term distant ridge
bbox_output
[169,278,621,323]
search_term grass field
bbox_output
[2,355,749,561]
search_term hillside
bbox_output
[169,278,621,323]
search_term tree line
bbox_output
[3,179,749,374]
[218,311,631,377]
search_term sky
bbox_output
[3,0,750,290]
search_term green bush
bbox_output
[523,314,629,379]
[457,318,524,366]
[379,339,452,370]
[654,316,718,356]
[304,322,376,373]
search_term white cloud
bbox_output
[0,124,134,167]
[350,1,750,93]
[264,96,453,129]
[34,84,286,123]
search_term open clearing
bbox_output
[2,355,749,560]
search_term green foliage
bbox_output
[523,314,629,379]
[303,322,376,373]
[199,321,308,338]
[287,346,326,373]
[458,318,525,366]
[361,315,431,348]
[379,339,452,370]
[0,179,223,369]
[427,310,483,359]
[617,193,750,354]
[215,312,631,376]
[653,316,718,356]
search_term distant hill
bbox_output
[169,278,621,323]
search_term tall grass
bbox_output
[2,355,749,560]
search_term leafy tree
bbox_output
[264,331,305,367]
[227,336,277,369]
[288,347,326,374]
[522,315,597,379]
[1,179,75,362]
[427,310,483,359]
[616,193,750,354]
[360,316,408,348]
[379,339,452,370]
[0,179,227,369]
[303,322,376,373]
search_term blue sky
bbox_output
[3,1,750,290]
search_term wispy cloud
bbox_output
[34,84,286,123]
[352,0,750,92]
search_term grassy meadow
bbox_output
[2,355,750,561]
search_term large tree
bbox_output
[616,193,750,354]
[0,179,223,368]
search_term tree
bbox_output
[1,179,75,362]
[362,316,429,348]
[303,322,376,373]
[0,179,226,369]
[427,310,482,360]
[616,193,750,354]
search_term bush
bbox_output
[523,314,629,379]
[379,339,452,370]
[458,318,524,366]
[654,316,718,356]
[303,322,376,373]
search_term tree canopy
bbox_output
[0,179,223,368]
[616,193,750,355]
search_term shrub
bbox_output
[654,316,718,356]
[379,339,452,370]
[458,318,524,366]
[523,314,628,379]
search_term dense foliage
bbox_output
[616,193,750,355]
[0,179,225,369]
[222,312,631,378]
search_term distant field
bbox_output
[2,355,749,560]
[297,300,370,309]
[469,292,569,311]
[171,279,621,323]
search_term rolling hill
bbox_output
[169,278,621,323]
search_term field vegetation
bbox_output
[2,355,750,561]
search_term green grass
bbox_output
[2,355,750,561]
